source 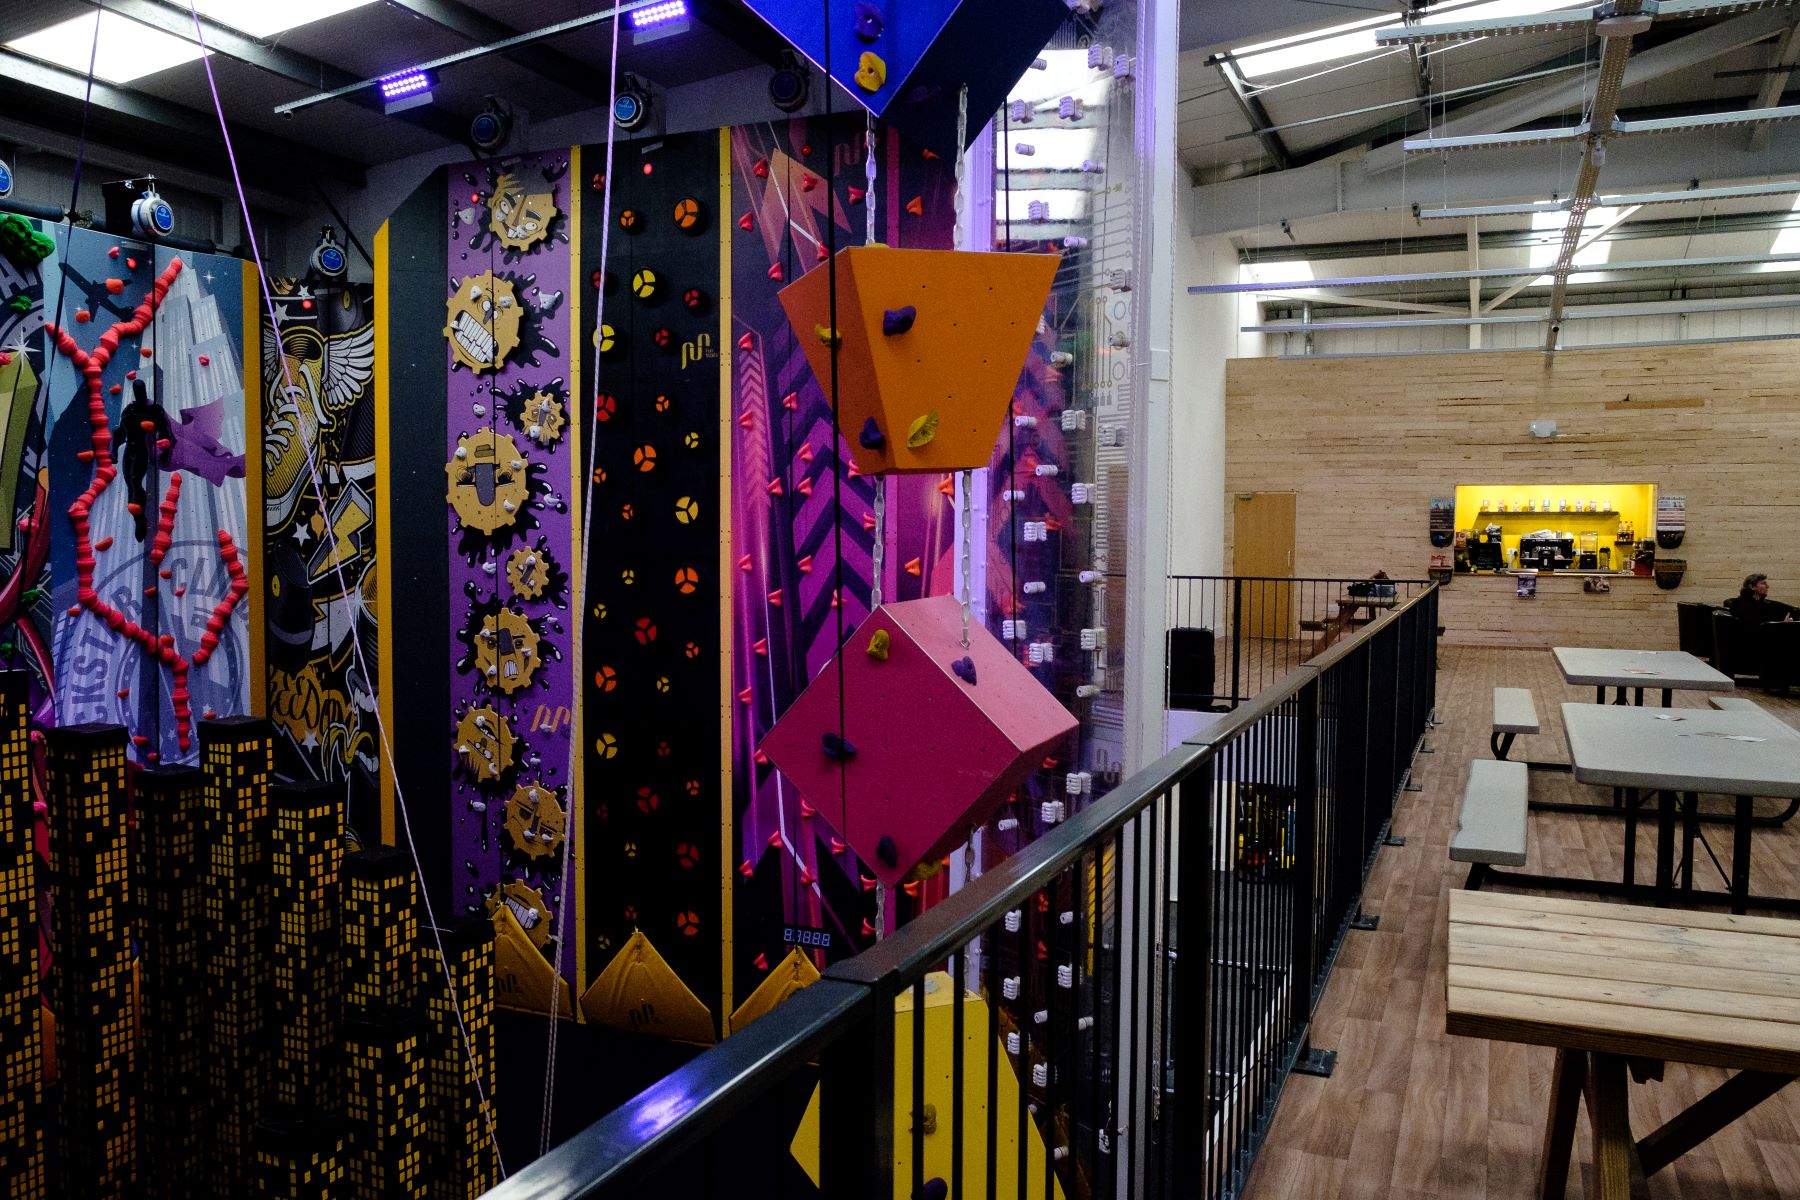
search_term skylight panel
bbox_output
[1234,0,1576,80]
[192,0,377,39]
[7,12,205,84]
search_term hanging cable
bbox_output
[180,1,508,1177]
[953,87,973,649]
[866,113,884,615]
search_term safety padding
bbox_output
[580,930,717,1043]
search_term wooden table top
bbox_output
[1447,889,1800,1075]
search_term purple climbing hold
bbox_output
[822,731,858,760]
[853,2,884,42]
[859,416,886,449]
[951,656,977,685]
[922,1181,948,1200]
[876,834,898,867]
[882,305,916,336]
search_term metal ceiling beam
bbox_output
[1209,53,1291,170]
[1749,13,1800,146]
[1375,1,1798,47]
[1190,251,1800,293]
[1365,6,1794,172]
[0,49,365,187]
[1403,103,1800,152]
[1421,178,1800,217]
[91,0,464,143]
[379,0,602,98]
[1245,292,1800,331]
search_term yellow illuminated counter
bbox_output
[1454,482,1655,572]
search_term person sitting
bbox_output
[1728,573,1795,623]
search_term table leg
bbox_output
[1634,686,1645,706]
[1586,1053,1649,1199]
[1636,1070,1794,1175]
[1654,790,1676,905]
[1733,796,1753,917]
[1681,792,1697,894]
[1660,687,1672,707]
[1596,685,1607,704]
[1539,1047,1587,1199]
[1623,788,1639,887]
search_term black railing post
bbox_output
[1173,773,1211,1200]
[1229,578,1243,706]
[1290,678,1319,1031]
[819,992,894,1199]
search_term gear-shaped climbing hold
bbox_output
[444,270,523,372]
[457,704,517,781]
[487,174,559,253]
[504,780,567,861]
[507,545,555,601]
[486,879,554,949]
[446,430,531,535]
[474,608,541,694]
[521,391,566,447]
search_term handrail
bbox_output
[487,583,1442,1200]
[1167,574,1434,584]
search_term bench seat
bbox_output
[1490,687,1539,760]
[1452,760,1529,889]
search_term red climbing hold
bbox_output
[752,952,769,971]
[904,557,922,576]
[938,476,956,498]
[140,348,153,358]
[799,799,816,819]
[861,919,877,936]
[736,409,755,429]
[94,537,112,551]
[125,257,138,270]
[108,247,120,259]
[830,837,847,855]
[801,175,819,192]
[738,554,752,572]
[906,196,924,216]
[752,637,767,656]
[738,687,753,704]
[767,262,783,282]
[796,442,813,462]
[737,331,754,351]
[766,477,783,496]
[105,279,125,295]
[767,831,783,848]
[737,211,754,232]
[752,158,768,177]
[923,149,940,160]
[847,186,866,205]
[862,511,876,532]
[798,866,816,885]
[796,555,813,574]
[109,385,121,395]
[116,690,128,699]
[754,749,769,765]
[739,859,755,878]
[767,588,783,607]
[198,355,210,366]
[795,477,812,497]
[816,243,830,262]
[75,310,91,324]
[781,392,798,411]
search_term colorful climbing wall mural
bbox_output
[441,150,582,983]
[727,115,966,1000]
[262,280,380,841]
[579,130,728,1032]
[0,216,54,744]
[40,233,258,765]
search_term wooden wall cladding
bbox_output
[1223,341,1800,649]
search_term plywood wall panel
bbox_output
[1223,340,1800,649]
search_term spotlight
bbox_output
[613,75,653,131]
[769,52,810,114]
[379,68,435,115]
[469,95,513,154]
[0,156,11,201]
[310,226,348,281]
[630,0,690,44]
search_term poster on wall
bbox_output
[441,151,582,983]
[262,280,380,840]
[1656,492,1686,548]
[43,236,256,764]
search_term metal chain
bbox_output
[959,469,973,648]
[871,482,885,611]
[866,111,878,247]
[953,86,968,250]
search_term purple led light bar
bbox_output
[378,70,433,101]
[629,0,689,29]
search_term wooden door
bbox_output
[1232,493,1296,638]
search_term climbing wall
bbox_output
[42,234,258,765]
[579,130,728,1029]
[0,216,54,743]
[727,115,964,1002]
[440,151,583,984]
[261,280,381,841]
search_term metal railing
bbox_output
[486,585,1440,1200]
[1166,575,1434,708]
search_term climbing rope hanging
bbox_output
[954,85,974,651]
[866,112,885,614]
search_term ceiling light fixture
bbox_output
[379,68,435,114]
[629,0,690,44]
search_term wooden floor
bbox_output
[1239,644,1800,1200]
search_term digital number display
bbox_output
[782,925,832,949]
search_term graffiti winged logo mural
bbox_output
[263,281,380,834]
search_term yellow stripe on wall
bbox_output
[242,260,265,717]
[374,220,396,847]
[717,126,736,1027]
[568,144,587,1000]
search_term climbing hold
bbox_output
[752,952,769,970]
[737,211,755,232]
[632,268,658,300]
[801,174,819,193]
[768,588,783,607]
[876,835,898,868]
[821,732,857,761]
[766,477,783,496]
[740,859,755,878]
[905,196,924,217]
[737,409,755,429]
[673,197,704,231]
[782,392,799,411]
[105,278,125,295]
[862,511,877,532]
[815,243,830,262]
[75,310,91,324]
[952,656,977,685]
[800,799,817,819]
[753,637,768,656]
[752,158,769,178]
[814,324,840,347]
[855,52,887,93]
[767,262,784,282]
[795,477,812,497]
[197,354,210,366]
[853,2,883,41]
[906,410,940,448]
[738,331,754,351]
[619,208,640,230]
[858,417,885,449]
[108,246,120,259]
[683,287,705,312]
[738,554,752,572]
[882,306,916,336]
[937,476,955,498]
[904,557,921,576]
[866,629,890,661]
[847,186,866,206]
[797,555,813,574]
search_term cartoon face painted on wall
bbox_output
[444,270,524,372]
[445,430,531,535]
[487,174,558,253]
[474,608,541,694]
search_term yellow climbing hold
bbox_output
[906,410,940,449]
[814,324,841,347]
[855,52,887,93]
[867,629,891,661]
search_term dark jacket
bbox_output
[1728,595,1795,623]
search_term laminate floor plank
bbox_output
[1237,645,1800,1200]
